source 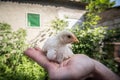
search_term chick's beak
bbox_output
[73,36,79,43]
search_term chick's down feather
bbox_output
[42,30,78,63]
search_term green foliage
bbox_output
[0,23,46,80]
[102,44,119,72]
[104,28,120,42]
[82,0,115,29]
[82,13,101,29]
[81,0,115,8]
[72,27,106,57]
[51,17,68,33]
[86,0,115,13]
[72,0,110,57]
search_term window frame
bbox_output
[26,13,41,28]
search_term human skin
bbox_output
[24,47,120,80]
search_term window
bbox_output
[27,13,40,27]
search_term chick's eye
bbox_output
[67,35,71,38]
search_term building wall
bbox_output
[98,18,120,29]
[0,1,86,44]
[99,7,120,29]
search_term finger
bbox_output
[34,47,42,51]
[24,48,35,55]
[24,48,59,71]
[33,47,60,67]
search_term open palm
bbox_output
[24,47,120,80]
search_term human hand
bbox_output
[24,47,94,80]
[24,47,120,80]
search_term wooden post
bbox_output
[113,43,120,63]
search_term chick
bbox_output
[42,30,79,63]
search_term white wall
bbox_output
[0,1,86,43]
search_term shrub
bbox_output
[104,28,120,42]
[0,23,46,80]
[51,17,68,33]
[72,27,106,58]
